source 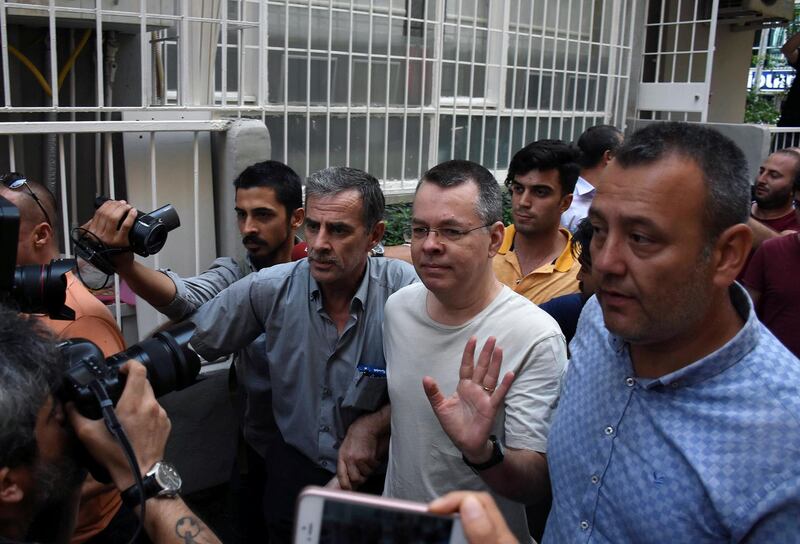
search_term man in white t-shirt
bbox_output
[382,160,567,543]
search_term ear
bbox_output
[602,149,614,166]
[31,221,55,251]
[290,207,305,230]
[0,467,27,505]
[559,192,573,215]
[487,221,505,258]
[367,220,386,249]
[711,223,753,288]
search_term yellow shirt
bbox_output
[492,225,580,304]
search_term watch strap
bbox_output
[120,473,162,509]
[462,435,504,472]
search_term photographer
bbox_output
[0,305,220,544]
[80,161,304,541]
[1,174,130,543]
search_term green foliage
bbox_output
[383,203,412,245]
[744,90,780,125]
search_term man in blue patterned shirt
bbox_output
[431,122,800,543]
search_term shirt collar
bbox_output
[309,258,371,312]
[497,225,576,272]
[606,283,759,390]
[574,176,595,196]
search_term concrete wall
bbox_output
[708,25,757,124]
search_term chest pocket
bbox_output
[342,368,388,412]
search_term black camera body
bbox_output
[60,321,201,420]
[73,198,181,276]
[0,195,75,319]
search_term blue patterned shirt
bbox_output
[545,284,800,543]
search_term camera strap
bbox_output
[87,380,145,544]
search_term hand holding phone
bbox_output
[294,486,468,544]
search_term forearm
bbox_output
[467,447,549,504]
[138,498,221,544]
[116,259,178,308]
[782,31,800,57]
[747,217,779,250]
[354,403,391,439]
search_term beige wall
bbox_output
[708,25,757,123]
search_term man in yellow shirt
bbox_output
[493,140,581,304]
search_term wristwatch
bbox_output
[121,461,182,508]
[462,435,505,473]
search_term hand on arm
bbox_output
[337,404,391,490]
[429,492,518,544]
[81,200,178,307]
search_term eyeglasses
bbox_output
[793,198,800,209]
[403,224,491,243]
[2,175,52,226]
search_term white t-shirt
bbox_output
[383,283,567,543]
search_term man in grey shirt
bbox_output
[83,160,306,542]
[189,166,418,542]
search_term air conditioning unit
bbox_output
[718,0,795,29]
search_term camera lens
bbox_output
[12,259,76,320]
[130,204,180,256]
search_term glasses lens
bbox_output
[402,228,413,243]
[8,179,25,189]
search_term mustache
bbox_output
[242,234,268,247]
[307,249,338,265]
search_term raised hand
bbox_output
[422,336,515,462]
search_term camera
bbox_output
[59,321,201,420]
[0,195,75,319]
[73,198,181,275]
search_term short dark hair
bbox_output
[0,305,65,468]
[0,172,59,231]
[505,140,581,196]
[772,148,800,193]
[615,122,750,241]
[576,125,623,169]
[418,160,503,225]
[233,160,303,215]
[305,167,384,230]
[571,217,594,266]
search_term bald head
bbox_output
[0,175,59,265]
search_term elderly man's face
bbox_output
[410,181,501,297]
[304,189,382,290]
[588,155,716,347]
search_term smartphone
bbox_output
[294,486,468,544]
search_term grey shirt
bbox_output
[157,256,251,321]
[190,258,418,470]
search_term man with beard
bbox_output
[743,174,800,358]
[84,159,304,542]
[750,149,800,235]
[433,122,800,542]
[493,140,582,305]
[188,166,418,543]
[0,306,220,544]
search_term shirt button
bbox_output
[320,459,328,467]
[625,377,635,387]
[320,425,329,432]
[322,387,331,396]
[580,520,590,530]
[604,426,615,436]
[591,475,599,484]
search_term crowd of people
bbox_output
[1,119,799,544]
